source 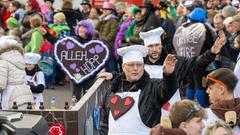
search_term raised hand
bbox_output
[163,54,177,75]
[97,72,113,80]
[211,30,226,54]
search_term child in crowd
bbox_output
[150,99,206,135]
[6,17,20,36]
[25,53,45,109]
[205,120,232,135]
[25,15,44,53]
[48,12,71,39]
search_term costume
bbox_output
[25,53,45,109]
[99,45,177,135]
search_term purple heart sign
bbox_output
[54,37,110,84]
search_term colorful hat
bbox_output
[102,2,115,10]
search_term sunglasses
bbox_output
[184,104,201,121]
[206,75,226,88]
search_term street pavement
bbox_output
[42,82,73,109]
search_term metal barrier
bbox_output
[5,78,110,135]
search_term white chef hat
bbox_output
[139,27,165,47]
[117,45,148,64]
[232,0,239,7]
[24,53,41,64]
[0,36,18,48]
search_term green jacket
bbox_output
[96,14,119,47]
[125,20,144,44]
[48,24,70,38]
[25,27,44,53]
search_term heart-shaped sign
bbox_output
[108,95,134,120]
[54,37,110,84]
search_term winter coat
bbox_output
[60,8,83,34]
[95,14,119,50]
[114,18,133,57]
[86,17,100,28]
[98,71,177,135]
[48,24,71,39]
[25,27,44,53]
[11,8,25,25]
[0,9,11,29]
[142,10,163,32]
[0,45,34,110]
[203,98,240,134]
[125,20,144,45]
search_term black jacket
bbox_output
[99,71,177,135]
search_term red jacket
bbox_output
[1,9,11,29]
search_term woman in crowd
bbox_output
[86,7,101,28]
[25,53,45,109]
[9,0,25,25]
[0,0,11,30]
[233,35,240,97]
[71,20,98,100]
[0,36,34,110]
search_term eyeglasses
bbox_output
[124,63,143,68]
[206,75,226,88]
[184,104,201,121]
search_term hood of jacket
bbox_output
[100,14,117,21]
[0,45,25,70]
[210,98,240,127]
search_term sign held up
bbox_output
[55,37,109,84]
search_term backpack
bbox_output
[173,22,206,58]
[38,56,54,77]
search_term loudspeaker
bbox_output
[0,112,48,135]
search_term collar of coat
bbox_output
[110,71,150,93]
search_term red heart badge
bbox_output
[108,95,134,120]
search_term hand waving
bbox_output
[163,54,177,75]
[211,30,226,54]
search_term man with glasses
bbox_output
[98,45,177,135]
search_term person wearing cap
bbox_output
[0,36,34,110]
[6,17,20,36]
[80,0,91,20]
[141,1,163,32]
[203,68,240,134]
[124,6,144,45]
[115,2,126,21]
[114,6,135,59]
[97,45,177,135]
[95,1,119,72]
[25,53,45,109]
[173,8,217,108]
[60,0,83,35]
[140,27,225,115]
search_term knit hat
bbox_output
[188,8,207,23]
[75,20,94,37]
[130,6,141,15]
[6,17,20,29]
